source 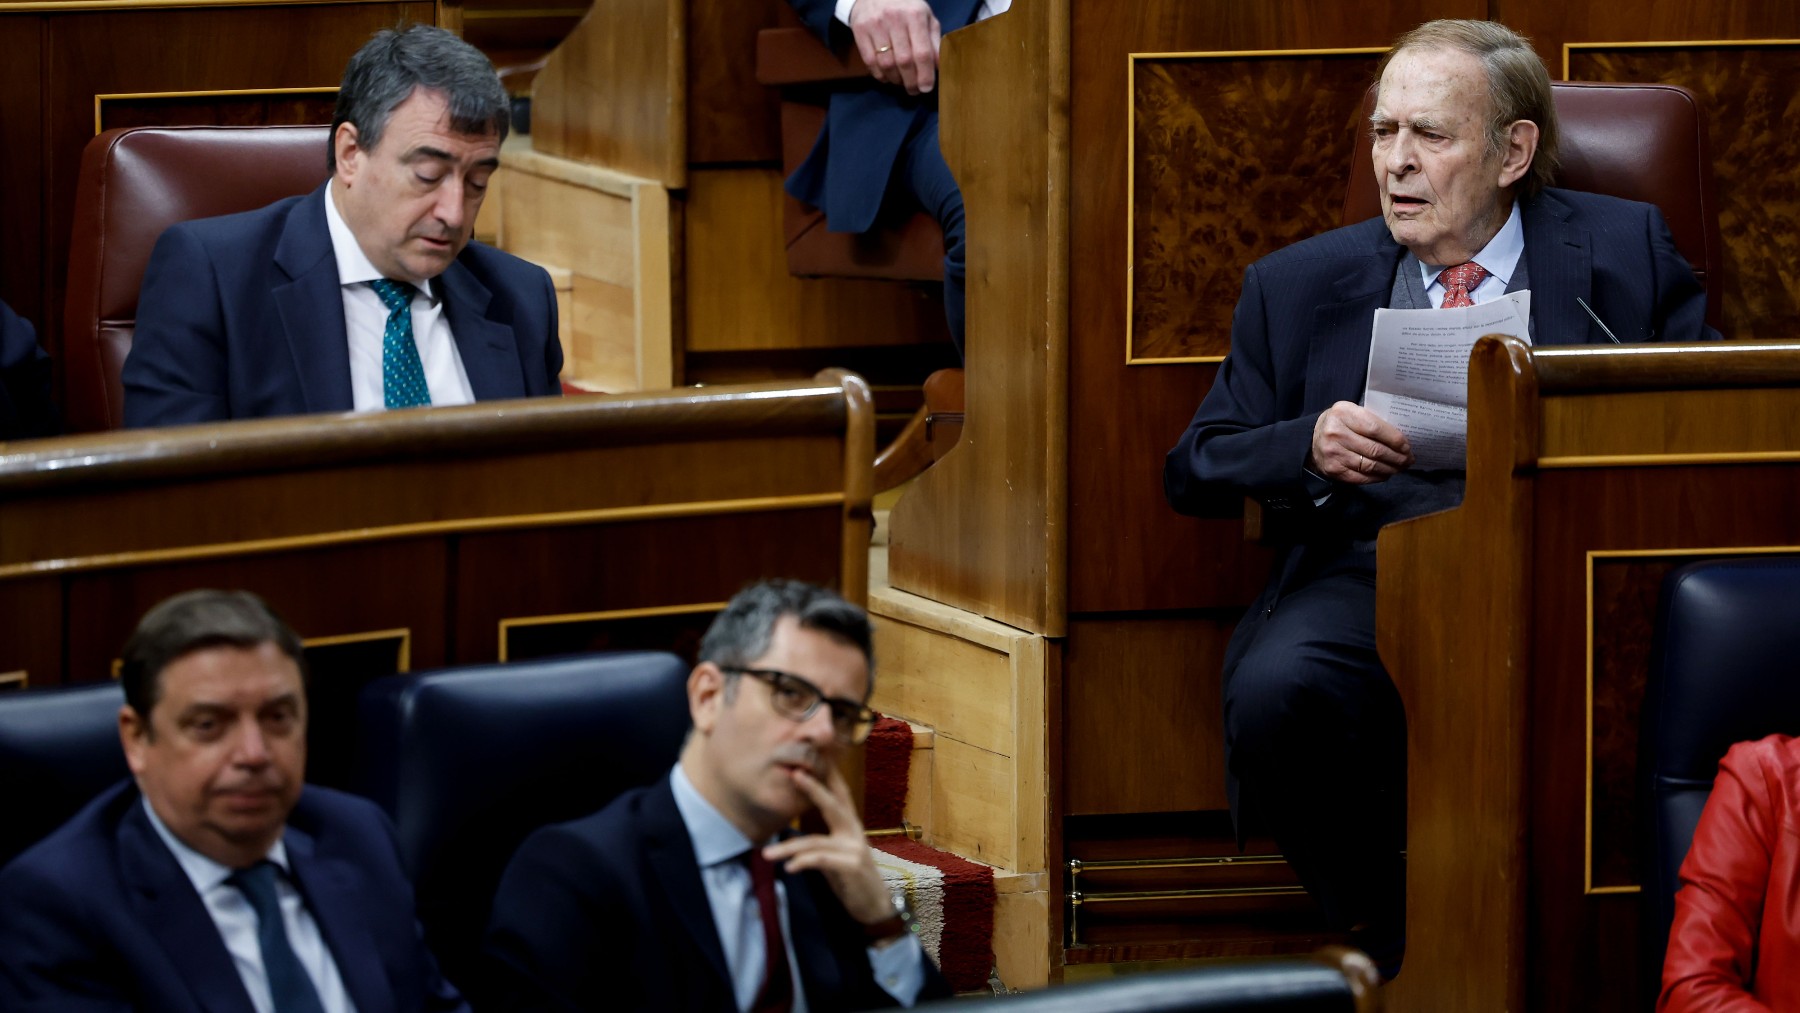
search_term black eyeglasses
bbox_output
[721,667,876,744]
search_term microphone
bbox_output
[1575,297,1623,344]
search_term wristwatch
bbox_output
[861,891,917,946]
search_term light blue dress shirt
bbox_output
[1417,199,1525,308]
[669,765,926,1011]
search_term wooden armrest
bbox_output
[756,26,870,86]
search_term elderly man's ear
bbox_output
[1498,120,1540,189]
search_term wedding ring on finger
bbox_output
[877,44,893,52]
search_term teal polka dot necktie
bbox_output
[370,279,432,409]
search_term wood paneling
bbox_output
[530,0,684,185]
[886,0,1068,634]
[685,0,786,164]
[1566,42,1800,341]
[1378,336,1800,1011]
[1129,52,1381,363]
[0,375,874,687]
[1063,615,1237,815]
[684,168,950,351]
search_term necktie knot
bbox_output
[228,859,283,919]
[369,278,414,313]
[1436,262,1489,308]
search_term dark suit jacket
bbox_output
[1164,187,1715,551]
[122,184,562,428]
[784,0,981,234]
[0,298,56,439]
[483,776,951,1012]
[0,780,467,1013]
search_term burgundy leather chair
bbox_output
[1342,80,1723,333]
[62,125,332,432]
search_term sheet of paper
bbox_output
[1362,291,1531,471]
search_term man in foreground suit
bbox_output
[785,0,1011,357]
[122,24,561,427]
[0,297,57,439]
[484,580,950,1011]
[1163,19,1714,974]
[0,589,466,1012]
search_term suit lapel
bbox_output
[118,801,258,1013]
[1520,190,1595,345]
[438,259,528,401]
[285,824,396,1013]
[642,781,736,994]
[272,185,356,412]
[1306,243,1405,411]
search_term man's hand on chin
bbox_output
[847,0,942,95]
[760,764,898,929]
[1310,401,1414,485]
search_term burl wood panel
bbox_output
[1129,53,1379,362]
[1568,45,1800,341]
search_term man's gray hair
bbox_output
[699,580,875,696]
[1379,19,1560,200]
[329,23,510,174]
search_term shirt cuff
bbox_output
[834,0,859,25]
[867,932,926,1006]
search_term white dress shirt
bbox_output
[669,765,925,1011]
[142,798,357,1013]
[323,185,474,411]
[1417,199,1524,308]
[836,0,1012,32]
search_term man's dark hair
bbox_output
[119,589,307,723]
[699,580,875,697]
[328,23,511,174]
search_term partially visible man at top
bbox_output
[784,0,1011,359]
[0,589,466,1012]
[123,24,562,428]
[484,579,951,1011]
[1163,19,1714,975]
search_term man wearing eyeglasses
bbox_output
[482,580,951,1012]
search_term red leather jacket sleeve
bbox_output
[1658,737,1792,1013]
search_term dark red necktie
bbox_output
[747,851,793,1013]
[1437,262,1489,308]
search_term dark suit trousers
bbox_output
[1222,548,1406,950]
[896,112,967,357]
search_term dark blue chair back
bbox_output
[1643,556,1800,978]
[915,949,1372,1012]
[356,651,692,997]
[0,682,128,869]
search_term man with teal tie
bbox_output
[122,25,562,427]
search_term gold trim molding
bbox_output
[1542,450,1800,469]
[1584,544,1800,895]
[2,0,388,12]
[1563,37,1800,79]
[0,492,846,582]
[304,627,412,673]
[1124,46,1386,367]
[0,670,26,690]
[498,601,725,661]
[94,86,337,134]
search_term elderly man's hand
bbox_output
[848,0,942,95]
[1309,401,1414,485]
[760,764,898,929]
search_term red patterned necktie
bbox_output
[1437,262,1489,308]
[747,851,793,1013]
